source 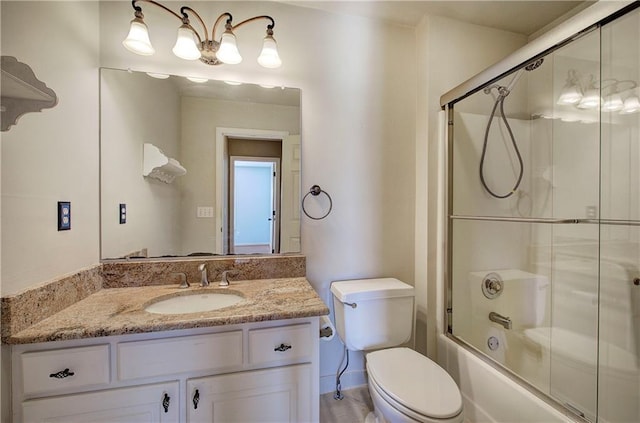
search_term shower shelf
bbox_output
[451,215,640,226]
[450,215,585,224]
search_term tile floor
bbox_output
[320,386,373,423]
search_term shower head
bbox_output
[525,58,544,71]
[504,58,545,94]
[483,58,545,96]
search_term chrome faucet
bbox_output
[198,263,209,287]
[220,270,232,287]
[489,311,512,330]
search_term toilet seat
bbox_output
[366,348,463,421]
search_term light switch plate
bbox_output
[119,203,127,224]
[57,201,71,231]
[197,206,214,218]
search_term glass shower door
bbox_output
[448,26,602,421]
[599,8,640,423]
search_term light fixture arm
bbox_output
[232,15,276,33]
[131,0,183,22]
[179,6,209,44]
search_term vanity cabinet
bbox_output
[187,365,312,422]
[10,317,319,423]
[22,381,179,422]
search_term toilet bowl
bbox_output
[366,348,463,423]
[331,278,464,423]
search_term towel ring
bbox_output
[302,185,333,220]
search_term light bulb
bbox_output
[216,30,242,64]
[146,73,170,79]
[257,35,282,69]
[603,93,623,112]
[577,88,601,109]
[557,84,582,105]
[172,25,201,61]
[620,95,640,114]
[122,17,155,56]
[186,76,208,83]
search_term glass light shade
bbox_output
[557,84,582,105]
[620,95,640,114]
[603,93,624,112]
[122,18,155,56]
[216,30,242,65]
[172,25,201,61]
[257,35,282,69]
[577,88,602,109]
[216,31,242,64]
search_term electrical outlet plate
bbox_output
[57,201,71,231]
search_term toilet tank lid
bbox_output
[331,278,414,302]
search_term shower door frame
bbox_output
[440,1,640,421]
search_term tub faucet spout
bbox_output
[489,311,512,330]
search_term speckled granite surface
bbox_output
[1,255,317,344]
[101,255,306,288]
[6,277,329,344]
[1,265,103,341]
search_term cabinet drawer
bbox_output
[118,331,242,380]
[248,324,312,365]
[21,345,110,396]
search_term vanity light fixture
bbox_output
[122,0,282,68]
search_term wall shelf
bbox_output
[1,56,58,131]
[143,143,186,183]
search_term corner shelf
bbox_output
[143,143,186,184]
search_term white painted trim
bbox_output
[214,128,290,254]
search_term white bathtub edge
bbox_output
[438,334,577,423]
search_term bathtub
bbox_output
[437,334,574,423]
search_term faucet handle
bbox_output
[220,270,234,287]
[172,272,189,289]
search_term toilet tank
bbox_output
[331,278,414,351]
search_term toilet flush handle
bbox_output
[339,301,357,309]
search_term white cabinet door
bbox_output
[21,382,179,423]
[187,364,311,423]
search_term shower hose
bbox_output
[480,86,524,199]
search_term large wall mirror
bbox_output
[100,68,301,260]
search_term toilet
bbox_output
[331,278,463,423]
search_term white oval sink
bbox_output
[145,292,244,314]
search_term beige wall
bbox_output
[1,1,100,295]
[100,69,182,259]
[415,15,527,359]
[180,96,299,255]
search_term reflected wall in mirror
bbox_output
[100,68,301,260]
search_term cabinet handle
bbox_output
[193,389,200,409]
[49,368,75,379]
[162,393,170,413]
[274,343,292,352]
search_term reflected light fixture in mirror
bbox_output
[556,69,638,114]
[122,0,281,68]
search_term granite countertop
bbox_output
[7,277,329,345]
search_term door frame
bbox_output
[215,127,289,254]
[228,156,281,254]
